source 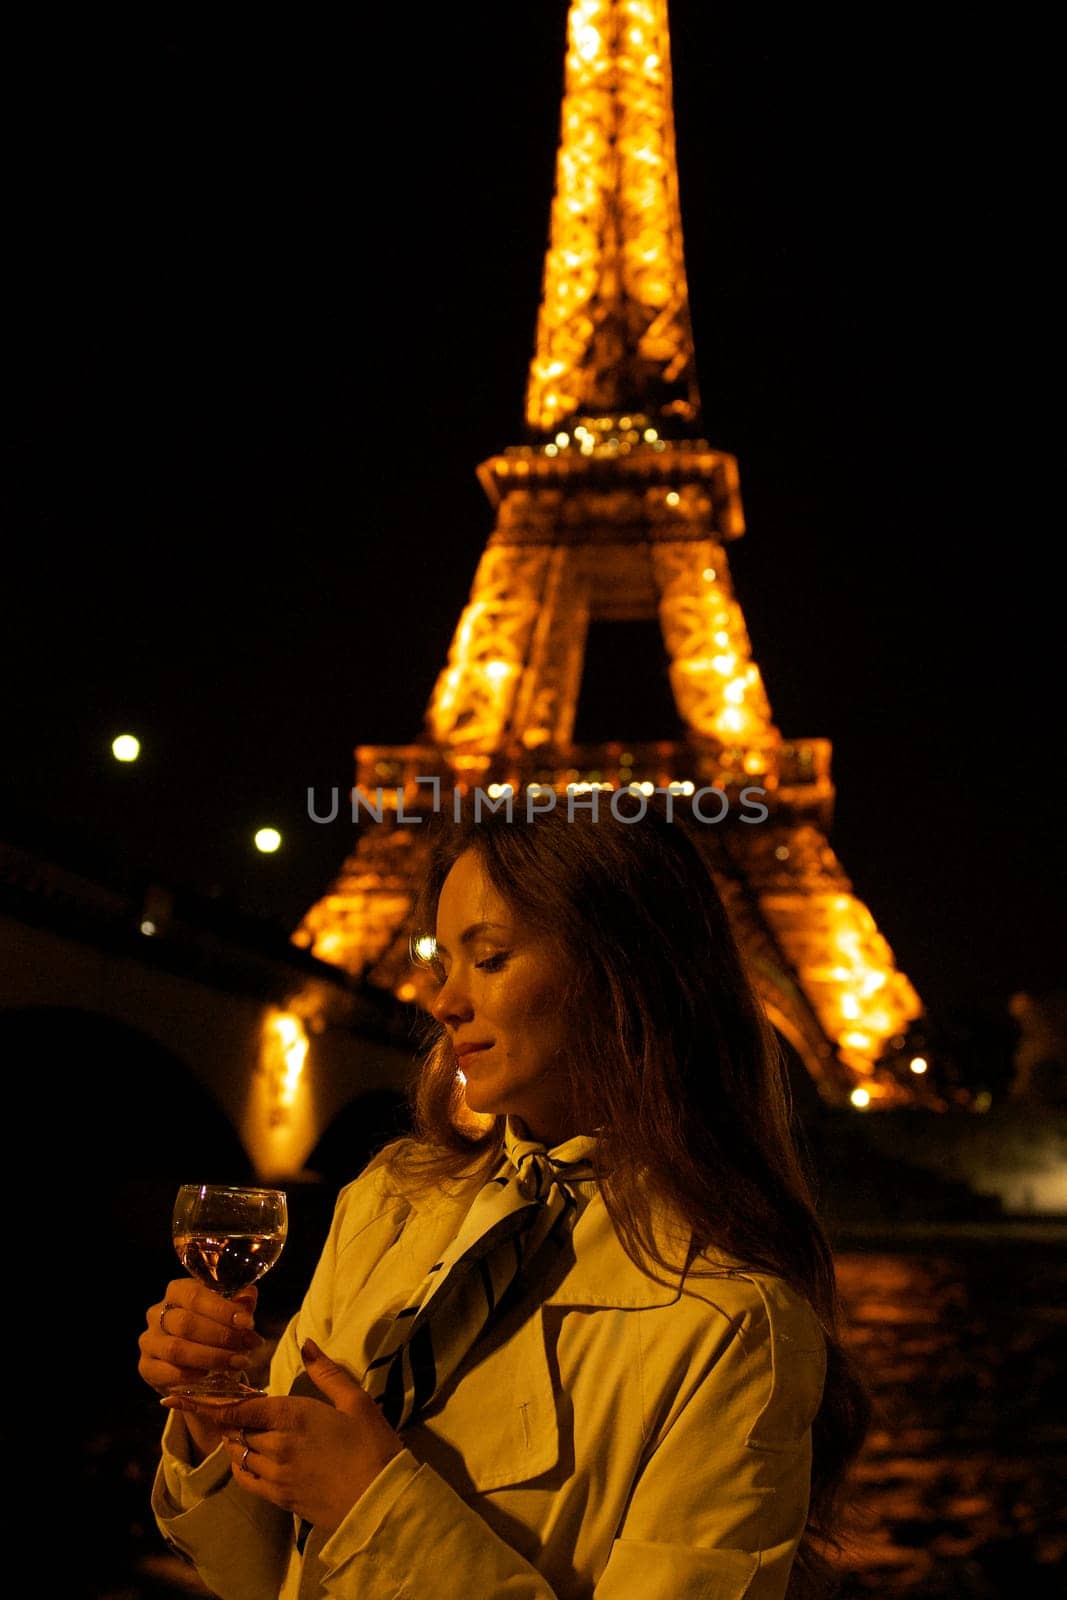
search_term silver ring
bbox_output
[159,1303,180,1335]
[240,1444,253,1475]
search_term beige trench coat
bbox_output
[153,1144,826,1599]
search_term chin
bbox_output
[459,1087,500,1131]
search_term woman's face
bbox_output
[429,849,573,1144]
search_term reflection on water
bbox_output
[832,1235,1067,1598]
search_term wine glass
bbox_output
[169,1182,288,1401]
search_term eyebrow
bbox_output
[433,921,512,959]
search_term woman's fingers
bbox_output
[156,1302,261,1356]
[162,1398,281,1482]
[138,1286,262,1392]
[157,1280,258,1328]
[162,1396,282,1432]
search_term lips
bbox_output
[455,1042,492,1062]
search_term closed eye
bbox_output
[475,952,509,971]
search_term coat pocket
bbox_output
[596,1538,760,1599]
[406,1303,560,1493]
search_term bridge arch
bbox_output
[5,1003,255,1389]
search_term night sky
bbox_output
[3,4,1059,1029]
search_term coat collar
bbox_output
[394,1139,688,1310]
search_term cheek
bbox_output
[518,992,570,1067]
[519,976,569,1030]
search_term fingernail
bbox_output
[230,1354,251,1369]
[232,1310,254,1330]
[301,1337,321,1361]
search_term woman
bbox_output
[139,799,869,1598]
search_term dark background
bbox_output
[2,4,1060,1033]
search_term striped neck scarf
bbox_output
[362,1117,598,1430]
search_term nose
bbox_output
[430,966,473,1027]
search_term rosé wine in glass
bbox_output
[169,1182,288,1401]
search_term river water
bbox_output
[89,1222,1067,1598]
[830,1227,1066,1598]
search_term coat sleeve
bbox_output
[149,1154,411,1600]
[314,1449,560,1597]
[150,1413,296,1600]
[312,1275,826,1600]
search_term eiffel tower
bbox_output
[294,0,923,1107]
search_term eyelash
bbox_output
[427,951,509,986]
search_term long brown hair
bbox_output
[389,797,869,1596]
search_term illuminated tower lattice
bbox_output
[294,0,923,1106]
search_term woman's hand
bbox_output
[139,1282,264,1459]
[161,1339,404,1536]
